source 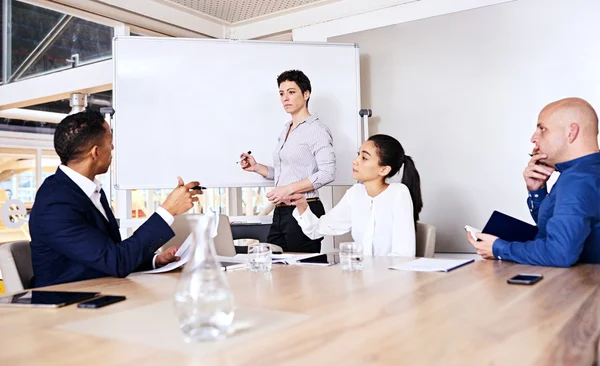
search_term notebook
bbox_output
[482,210,538,242]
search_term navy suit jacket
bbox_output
[29,168,175,287]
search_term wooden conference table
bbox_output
[1,257,599,366]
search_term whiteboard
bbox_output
[112,37,362,189]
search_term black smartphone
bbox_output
[507,274,543,285]
[77,295,126,309]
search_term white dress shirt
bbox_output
[59,165,174,268]
[292,183,416,257]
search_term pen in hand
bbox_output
[236,151,252,164]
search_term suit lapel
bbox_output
[54,168,120,240]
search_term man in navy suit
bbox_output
[29,110,202,287]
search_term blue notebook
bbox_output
[482,211,538,242]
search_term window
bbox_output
[133,187,229,218]
[0,148,60,242]
[3,0,113,83]
[131,186,276,224]
[0,90,112,134]
[241,187,275,216]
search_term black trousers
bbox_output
[267,200,326,253]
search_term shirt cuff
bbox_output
[293,205,319,226]
[266,166,275,180]
[152,254,158,269]
[307,173,322,190]
[156,206,175,226]
[492,238,509,260]
[528,187,547,202]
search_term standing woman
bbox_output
[240,70,336,253]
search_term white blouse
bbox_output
[292,183,416,257]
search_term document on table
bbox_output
[389,258,474,272]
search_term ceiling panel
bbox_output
[165,0,333,23]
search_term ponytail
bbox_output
[368,134,424,223]
[401,155,423,222]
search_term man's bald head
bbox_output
[540,97,598,136]
[532,98,599,166]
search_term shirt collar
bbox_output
[59,165,102,198]
[555,152,600,173]
[284,114,318,127]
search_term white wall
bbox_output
[293,0,516,42]
[331,0,600,252]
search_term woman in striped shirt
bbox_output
[285,134,423,257]
[239,70,336,253]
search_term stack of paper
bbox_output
[389,258,474,272]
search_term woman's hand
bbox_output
[240,152,258,172]
[266,185,295,204]
[285,193,309,214]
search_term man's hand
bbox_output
[523,153,555,191]
[266,185,295,204]
[160,177,202,216]
[155,245,180,268]
[466,232,499,260]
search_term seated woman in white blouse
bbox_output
[283,134,423,256]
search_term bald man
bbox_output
[468,97,600,267]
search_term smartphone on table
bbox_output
[507,274,543,285]
[77,295,126,309]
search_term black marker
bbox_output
[236,151,252,164]
[191,185,207,190]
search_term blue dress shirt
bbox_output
[492,152,600,267]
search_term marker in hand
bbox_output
[236,151,252,164]
[190,185,207,191]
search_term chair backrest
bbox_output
[0,241,33,292]
[164,214,236,257]
[230,224,271,242]
[415,222,436,258]
[214,215,237,257]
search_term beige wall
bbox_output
[332,0,600,252]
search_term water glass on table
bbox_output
[339,242,363,271]
[248,243,272,272]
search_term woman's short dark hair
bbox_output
[277,70,312,106]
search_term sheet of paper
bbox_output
[389,258,474,272]
[140,234,195,274]
[141,217,205,274]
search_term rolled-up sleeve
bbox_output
[266,165,275,180]
[307,126,336,189]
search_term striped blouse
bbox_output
[265,114,336,198]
